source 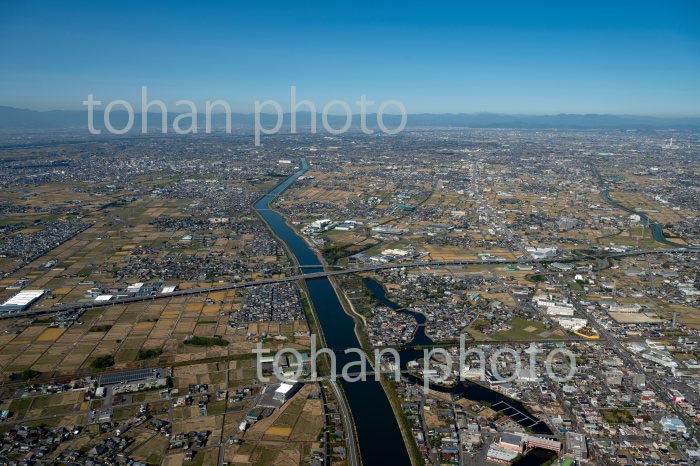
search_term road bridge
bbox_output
[2,248,697,321]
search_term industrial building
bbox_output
[641,349,679,369]
[272,381,300,404]
[526,246,558,259]
[0,289,45,313]
[307,218,333,233]
[533,295,576,316]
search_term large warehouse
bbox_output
[272,382,300,404]
[0,289,45,313]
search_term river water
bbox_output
[255,158,411,466]
[256,159,555,466]
[362,277,557,465]
[591,164,680,247]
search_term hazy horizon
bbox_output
[3,105,700,118]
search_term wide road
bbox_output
[2,248,698,321]
[551,272,697,462]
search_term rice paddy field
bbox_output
[224,384,325,466]
[0,292,311,379]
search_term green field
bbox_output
[493,316,564,341]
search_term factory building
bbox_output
[0,289,45,313]
[534,296,575,316]
[272,381,300,404]
[307,219,333,233]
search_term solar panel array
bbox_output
[98,369,155,385]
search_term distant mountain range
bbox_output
[1,106,699,130]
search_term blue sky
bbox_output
[1,0,699,114]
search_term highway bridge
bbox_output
[1,247,698,321]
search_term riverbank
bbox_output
[253,159,362,466]
[590,164,685,248]
[254,158,411,466]
[361,275,558,466]
[332,277,425,466]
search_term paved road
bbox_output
[319,385,332,466]
[552,273,697,463]
[328,379,360,466]
[218,358,231,466]
[3,248,698,321]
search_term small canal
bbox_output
[362,277,557,465]
[257,158,557,465]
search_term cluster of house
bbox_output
[0,220,90,273]
[366,306,417,347]
[232,283,305,324]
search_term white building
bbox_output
[307,219,333,233]
[608,303,642,313]
[534,296,573,308]
[546,306,575,317]
[486,444,519,463]
[642,349,678,369]
[0,289,45,313]
[273,382,299,404]
[127,282,144,293]
[526,247,558,259]
[381,248,410,257]
[335,220,362,231]
[677,284,700,296]
[556,317,588,331]
[566,432,588,460]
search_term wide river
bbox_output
[255,158,411,466]
[256,158,556,466]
